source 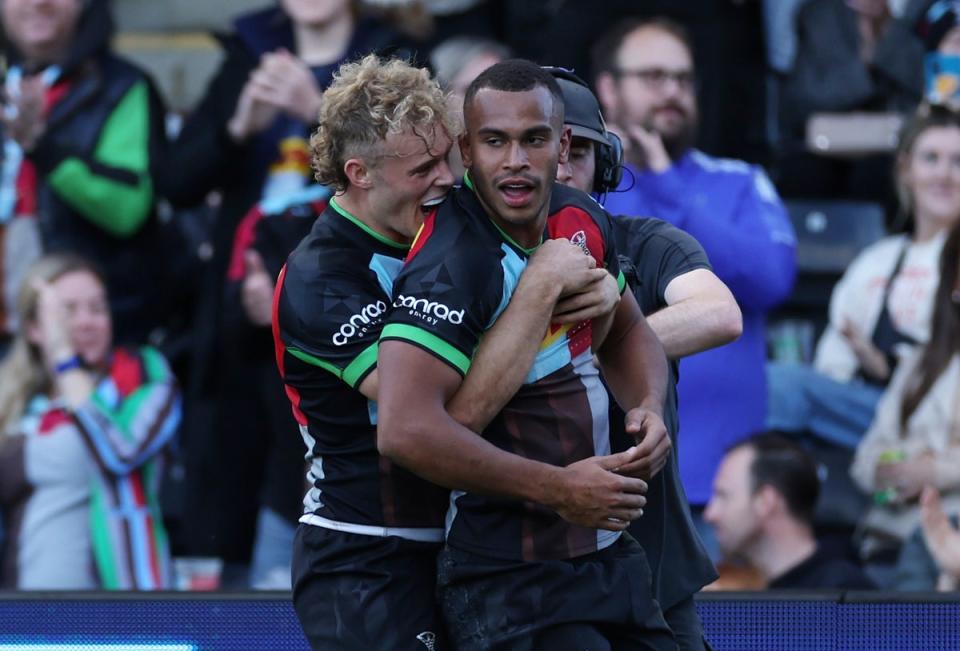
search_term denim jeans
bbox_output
[249,507,296,589]
[765,362,884,450]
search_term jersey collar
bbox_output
[329,196,410,251]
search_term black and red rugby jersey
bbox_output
[381,176,627,561]
[273,197,447,534]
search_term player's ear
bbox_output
[459,134,473,169]
[558,125,572,164]
[343,158,374,189]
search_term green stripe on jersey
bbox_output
[286,347,342,378]
[617,269,626,294]
[89,485,119,589]
[342,343,378,388]
[329,197,409,250]
[381,323,470,375]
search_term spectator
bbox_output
[776,0,928,202]
[592,16,797,554]
[429,35,511,178]
[0,0,169,344]
[705,433,875,590]
[851,219,960,576]
[0,254,180,589]
[920,486,960,590]
[430,36,511,97]
[921,1,960,105]
[159,0,410,580]
[767,104,960,449]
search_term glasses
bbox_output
[614,67,695,92]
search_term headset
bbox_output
[545,67,624,194]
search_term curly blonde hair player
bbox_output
[311,54,460,192]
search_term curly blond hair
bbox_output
[311,54,460,192]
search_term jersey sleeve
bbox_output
[275,263,387,389]
[381,224,501,378]
[594,206,627,295]
[642,219,712,304]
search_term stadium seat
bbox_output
[787,199,887,275]
[769,200,887,363]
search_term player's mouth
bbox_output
[420,195,446,215]
[497,178,537,208]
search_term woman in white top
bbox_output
[851,221,960,556]
[767,104,960,448]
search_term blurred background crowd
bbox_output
[2,0,960,595]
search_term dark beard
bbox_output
[627,113,699,168]
[661,119,698,161]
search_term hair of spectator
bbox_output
[901,219,960,427]
[462,59,565,131]
[429,36,513,90]
[0,253,107,436]
[730,433,820,525]
[894,103,960,228]
[590,16,694,82]
[310,54,459,192]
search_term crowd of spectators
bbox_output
[1,0,959,595]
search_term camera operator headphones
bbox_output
[544,66,624,194]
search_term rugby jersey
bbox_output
[382,177,626,561]
[273,197,447,538]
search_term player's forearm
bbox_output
[647,296,742,359]
[447,276,561,432]
[599,297,667,417]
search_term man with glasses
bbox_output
[591,17,797,559]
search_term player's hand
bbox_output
[241,250,275,327]
[552,270,620,324]
[552,448,649,531]
[618,407,671,480]
[525,238,605,297]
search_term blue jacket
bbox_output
[603,150,797,504]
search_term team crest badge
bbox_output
[570,230,591,257]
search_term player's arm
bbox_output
[360,240,618,432]
[596,290,671,480]
[376,339,648,531]
[646,268,742,359]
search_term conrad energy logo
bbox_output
[394,295,464,326]
[332,300,387,345]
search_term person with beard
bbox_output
[591,17,797,558]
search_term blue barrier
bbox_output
[0,592,958,650]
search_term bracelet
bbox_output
[54,355,84,375]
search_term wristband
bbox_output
[54,355,84,375]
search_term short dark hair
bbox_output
[591,16,694,80]
[462,58,565,127]
[731,433,820,525]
